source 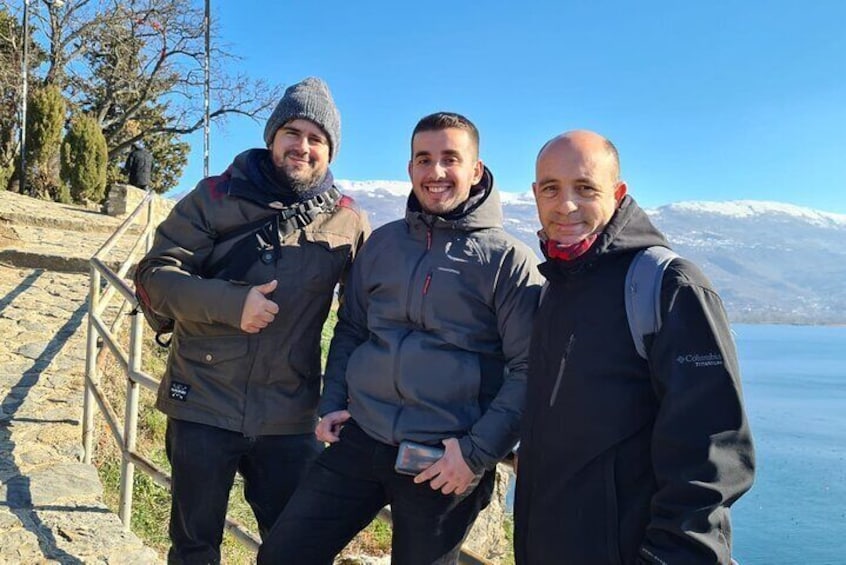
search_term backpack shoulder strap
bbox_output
[624,246,679,359]
[203,187,344,277]
[274,186,342,237]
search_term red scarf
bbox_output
[545,234,598,261]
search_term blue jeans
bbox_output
[165,417,322,565]
[257,421,494,565]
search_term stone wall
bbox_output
[465,466,513,561]
[104,183,174,223]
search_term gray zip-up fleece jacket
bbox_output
[318,168,542,473]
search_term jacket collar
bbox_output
[226,148,335,208]
[404,166,503,233]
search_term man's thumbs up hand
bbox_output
[240,280,279,333]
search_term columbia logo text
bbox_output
[675,352,723,368]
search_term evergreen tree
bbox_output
[6,0,279,196]
[61,113,107,203]
[25,84,67,201]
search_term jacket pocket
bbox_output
[166,334,250,415]
[178,334,248,366]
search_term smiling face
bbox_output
[533,131,627,245]
[269,118,330,191]
[408,127,483,215]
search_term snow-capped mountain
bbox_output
[336,180,846,325]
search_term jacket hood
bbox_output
[405,166,503,232]
[591,195,670,256]
[227,148,277,204]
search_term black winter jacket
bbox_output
[514,196,755,565]
[124,146,152,188]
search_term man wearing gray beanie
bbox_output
[135,76,369,564]
[264,77,341,162]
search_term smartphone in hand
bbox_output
[394,440,445,476]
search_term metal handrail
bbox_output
[80,190,495,563]
[81,191,259,548]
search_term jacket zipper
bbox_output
[549,334,575,407]
[393,226,433,443]
[421,228,433,325]
[404,227,432,319]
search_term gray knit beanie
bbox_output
[263,77,341,161]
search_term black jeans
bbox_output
[165,417,322,565]
[257,422,494,565]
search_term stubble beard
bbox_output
[277,153,326,193]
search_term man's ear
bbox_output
[532,181,539,199]
[472,159,484,184]
[407,160,413,181]
[614,181,628,204]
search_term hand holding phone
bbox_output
[411,437,478,496]
[394,440,445,475]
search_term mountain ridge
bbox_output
[332,180,846,325]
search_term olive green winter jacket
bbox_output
[136,149,369,436]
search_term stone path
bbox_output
[1,190,160,563]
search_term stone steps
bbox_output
[0,224,130,274]
[1,192,142,274]
[1,191,127,233]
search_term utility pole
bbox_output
[19,0,30,194]
[18,0,63,195]
[203,0,210,177]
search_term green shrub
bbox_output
[24,84,66,201]
[61,114,108,203]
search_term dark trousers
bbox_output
[257,422,494,565]
[165,418,322,565]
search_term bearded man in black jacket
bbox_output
[513,130,755,565]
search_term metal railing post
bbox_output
[146,197,155,252]
[118,302,144,528]
[82,266,101,464]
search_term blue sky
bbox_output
[177,1,846,213]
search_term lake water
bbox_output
[732,324,846,565]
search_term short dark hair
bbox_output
[411,112,480,158]
[604,138,620,182]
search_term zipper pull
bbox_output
[426,229,432,250]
